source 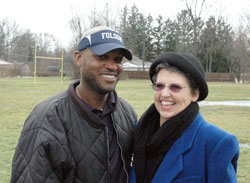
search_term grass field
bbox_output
[0,77,250,182]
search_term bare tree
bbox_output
[232,10,250,83]
[182,0,206,56]
[68,13,89,79]
[88,3,118,29]
[102,3,118,28]
[0,18,20,61]
[232,27,250,83]
[89,7,103,28]
[12,30,35,63]
[36,33,57,56]
[69,14,86,48]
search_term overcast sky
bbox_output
[1,0,249,47]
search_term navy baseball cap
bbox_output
[77,26,132,60]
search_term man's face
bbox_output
[77,48,124,96]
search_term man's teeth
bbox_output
[103,75,115,79]
[161,101,174,106]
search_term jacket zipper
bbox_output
[105,126,111,183]
[111,114,129,183]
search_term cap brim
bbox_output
[89,43,132,60]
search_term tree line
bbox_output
[116,4,250,82]
[1,1,250,82]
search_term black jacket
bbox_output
[11,80,137,183]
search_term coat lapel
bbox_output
[151,113,204,183]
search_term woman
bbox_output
[130,52,239,183]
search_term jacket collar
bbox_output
[152,112,204,183]
[68,80,118,127]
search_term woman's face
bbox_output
[154,69,199,126]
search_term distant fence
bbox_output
[205,73,235,82]
[0,64,63,77]
[121,71,149,80]
[121,71,236,82]
[0,64,14,77]
[0,66,236,82]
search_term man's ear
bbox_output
[74,51,82,67]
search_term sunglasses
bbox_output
[152,83,187,93]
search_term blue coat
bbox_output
[129,112,239,183]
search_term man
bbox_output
[11,26,137,183]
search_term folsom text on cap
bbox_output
[101,32,122,42]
